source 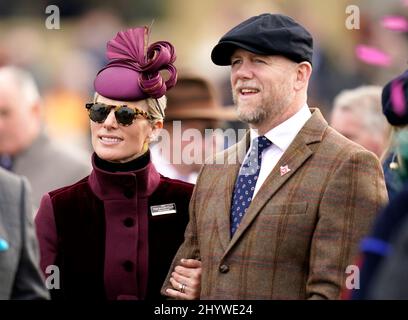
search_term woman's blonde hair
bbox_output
[146,96,167,123]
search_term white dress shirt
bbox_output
[247,104,312,198]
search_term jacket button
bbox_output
[123,189,134,198]
[219,264,229,273]
[123,260,134,272]
[123,217,135,227]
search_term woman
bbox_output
[35,27,201,300]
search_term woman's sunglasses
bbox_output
[85,102,151,126]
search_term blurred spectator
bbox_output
[151,75,237,183]
[0,66,91,209]
[330,86,391,158]
[368,182,408,299]
[0,167,49,300]
[380,70,408,201]
[369,194,408,300]
[348,70,408,300]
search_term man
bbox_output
[330,86,390,158]
[0,66,91,209]
[162,14,387,299]
[0,167,49,299]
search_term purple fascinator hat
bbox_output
[94,26,177,101]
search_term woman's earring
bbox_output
[148,134,157,142]
[390,153,399,170]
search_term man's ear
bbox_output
[294,62,312,91]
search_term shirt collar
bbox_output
[250,104,311,152]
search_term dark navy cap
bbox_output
[382,70,408,126]
[211,13,313,66]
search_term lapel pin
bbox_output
[280,165,291,176]
[0,238,9,251]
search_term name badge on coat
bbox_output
[150,203,177,216]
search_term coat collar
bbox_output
[88,152,161,201]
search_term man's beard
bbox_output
[232,85,294,126]
[236,101,269,124]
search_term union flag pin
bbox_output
[280,165,291,176]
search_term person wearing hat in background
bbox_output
[35,27,201,300]
[162,13,387,299]
[347,69,408,300]
[0,167,49,300]
[151,74,237,183]
[380,70,408,201]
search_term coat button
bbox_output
[123,189,134,198]
[123,217,135,227]
[219,264,229,273]
[123,260,134,272]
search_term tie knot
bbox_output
[252,136,272,155]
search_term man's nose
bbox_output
[233,61,253,80]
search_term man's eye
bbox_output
[231,59,241,66]
[254,59,265,64]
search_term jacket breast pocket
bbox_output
[262,202,308,216]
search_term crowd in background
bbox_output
[0,0,407,152]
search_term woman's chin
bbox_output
[97,151,141,163]
[96,150,122,163]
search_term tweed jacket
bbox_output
[0,168,49,299]
[162,108,388,300]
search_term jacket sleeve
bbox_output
[306,149,388,299]
[160,175,201,297]
[11,178,49,300]
[34,193,58,277]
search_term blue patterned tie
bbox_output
[230,136,272,236]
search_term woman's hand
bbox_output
[165,258,201,300]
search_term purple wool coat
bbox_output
[35,154,193,300]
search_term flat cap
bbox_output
[211,13,313,65]
[382,70,408,126]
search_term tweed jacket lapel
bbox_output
[225,108,327,253]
